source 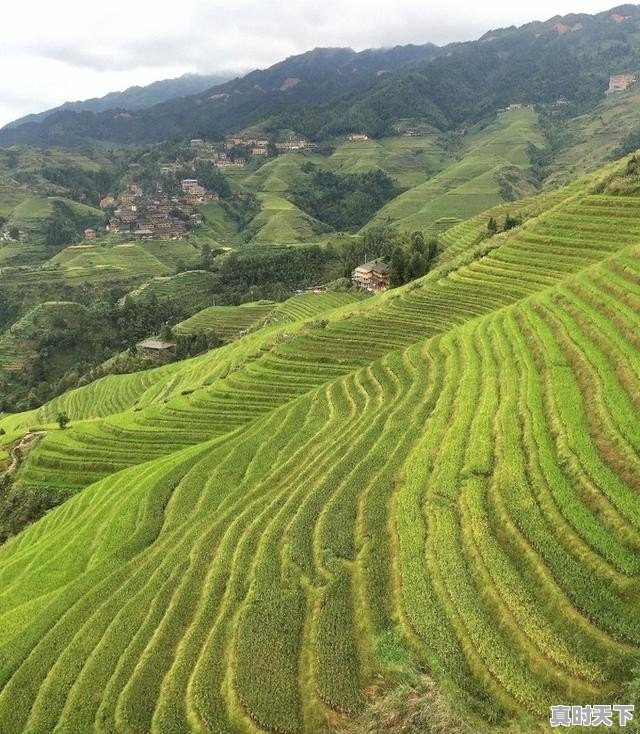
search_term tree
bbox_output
[410,231,426,254]
[160,324,174,342]
[169,207,190,222]
[406,251,429,281]
[425,236,438,261]
[45,215,77,248]
[390,246,407,287]
[200,243,213,271]
[57,412,70,430]
[8,226,19,240]
[487,217,498,235]
[503,213,520,231]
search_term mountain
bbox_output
[2,72,238,130]
[0,43,442,147]
[2,5,640,147]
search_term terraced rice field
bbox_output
[0,161,639,733]
[250,193,327,245]
[175,292,366,340]
[271,291,366,322]
[328,134,450,188]
[0,301,88,373]
[50,242,179,279]
[174,301,278,339]
[368,108,543,233]
[125,270,218,311]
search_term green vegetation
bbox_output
[368,108,543,233]
[291,165,402,231]
[0,154,639,733]
[175,291,365,340]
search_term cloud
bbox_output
[0,0,614,126]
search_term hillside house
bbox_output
[136,338,176,360]
[120,193,137,208]
[275,139,308,152]
[185,186,206,204]
[607,73,636,94]
[160,164,181,175]
[346,133,369,142]
[352,262,390,292]
[116,209,138,224]
[99,195,115,209]
[181,179,200,192]
[83,228,96,240]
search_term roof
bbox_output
[354,262,389,275]
[137,339,176,351]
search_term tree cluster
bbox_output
[486,213,521,236]
[292,166,402,231]
[388,232,438,287]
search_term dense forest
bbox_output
[291,166,402,231]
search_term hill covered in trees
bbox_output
[3,5,640,147]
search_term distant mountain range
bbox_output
[3,72,237,130]
[2,4,640,147]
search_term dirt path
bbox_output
[1,431,45,481]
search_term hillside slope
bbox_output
[0,158,638,732]
[368,107,542,233]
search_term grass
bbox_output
[249,192,328,244]
[327,134,450,189]
[546,83,640,189]
[368,108,543,233]
[174,291,366,340]
[0,156,639,733]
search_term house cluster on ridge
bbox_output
[105,177,216,240]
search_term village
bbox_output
[90,178,219,241]
[85,130,377,242]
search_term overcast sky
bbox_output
[0,0,616,127]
